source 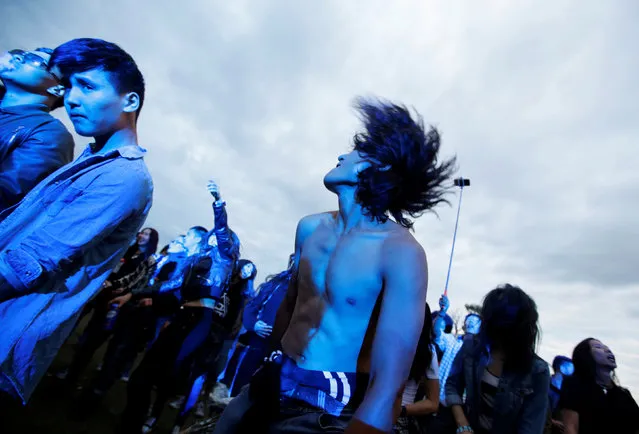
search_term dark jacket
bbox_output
[445,335,550,434]
[0,100,74,212]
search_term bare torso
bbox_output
[281,211,406,373]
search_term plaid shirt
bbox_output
[436,333,463,405]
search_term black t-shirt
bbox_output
[559,376,639,434]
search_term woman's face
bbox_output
[240,263,255,279]
[138,228,152,246]
[590,339,617,370]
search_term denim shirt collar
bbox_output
[83,143,147,160]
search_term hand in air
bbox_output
[109,293,132,308]
[254,320,273,338]
[439,294,450,313]
[206,180,221,201]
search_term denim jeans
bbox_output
[214,385,352,433]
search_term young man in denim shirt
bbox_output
[0,47,74,212]
[0,38,153,404]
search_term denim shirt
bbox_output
[0,143,153,403]
[445,336,550,434]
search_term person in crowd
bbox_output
[72,235,188,410]
[446,284,550,434]
[0,46,74,212]
[172,258,257,428]
[120,180,240,434]
[559,338,639,434]
[219,255,294,400]
[180,258,292,434]
[60,227,158,385]
[461,313,482,338]
[214,97,456,434]
[0,38,153,404]
[201,259,258,405]
[394,302,440,434]
[547,355,573,433]
[434,295,463,396]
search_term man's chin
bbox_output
[71,123,97,137]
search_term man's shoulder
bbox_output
[297,211,334,235]
[29,114,74,145]
[381,227,425,262]
[299,211,335,226]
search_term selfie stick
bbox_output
[444,177,470,296]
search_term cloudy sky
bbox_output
[2,0,638,393]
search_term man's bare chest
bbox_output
[298,229,385,308]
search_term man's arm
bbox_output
[0,122,74,210]
[270,214,319,348]
[0,169,149,298]
[347,236,428,433]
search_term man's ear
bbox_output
[46,84,65,98]
[122,91,140,114]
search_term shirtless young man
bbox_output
[214,98,456,434]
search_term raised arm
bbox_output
[206,180,238,261]
[347,236,428,433]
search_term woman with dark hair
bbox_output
[559,338,639,434]
[394,302,440,434]
[445,284,550,434]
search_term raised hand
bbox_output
[206,180,221,201]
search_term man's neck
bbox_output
[336,189,377,233]
[92,127,138,155]
[0,87,52,109]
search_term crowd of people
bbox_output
[0,37,637,434]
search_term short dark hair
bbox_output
[481,284,540,372]
[352,97,457,229]
[49,38,145,118]
[552,355,572,373]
